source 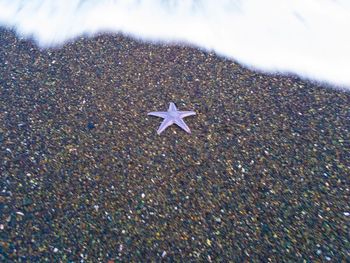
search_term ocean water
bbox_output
[0,0,349,89]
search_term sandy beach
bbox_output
[0,28,349,261]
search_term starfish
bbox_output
[148,102,196,135]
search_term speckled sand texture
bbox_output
[0,29,349,262]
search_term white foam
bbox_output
[0,0,350,88]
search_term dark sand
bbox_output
[0,28,349,262]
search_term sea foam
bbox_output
[0,0,350,89]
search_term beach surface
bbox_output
[0,28,349,261]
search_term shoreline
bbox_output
[0,28,349,261]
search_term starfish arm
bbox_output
[179,111,196,118]
[148,111,168,118]
[175,118,191,133]
[157,118,174,135]
[168,102,177,111]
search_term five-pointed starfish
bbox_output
[148,102,196,135]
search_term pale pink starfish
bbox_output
[148,102,196,135]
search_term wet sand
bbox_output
[0,28,349,261]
